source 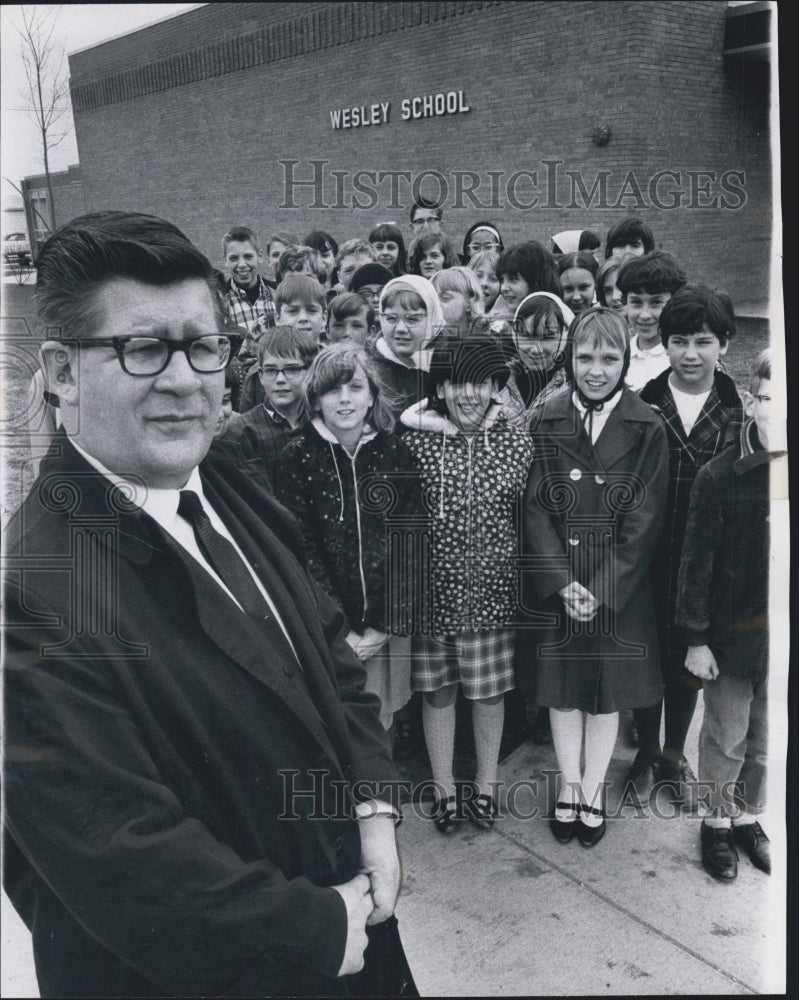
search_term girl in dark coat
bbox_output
[518,308,669,846]
[276,344,420,728]
[368,275,445,425]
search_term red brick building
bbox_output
[68,1,772,308]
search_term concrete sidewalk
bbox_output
[2,698,786,997]
[395,699,786,996]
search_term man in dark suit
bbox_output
[3,212,417,997]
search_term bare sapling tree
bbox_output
[16,5,71,233]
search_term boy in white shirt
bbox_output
[617,252,687,391]
[627,286,743,800]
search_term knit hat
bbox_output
[351,262,394,292]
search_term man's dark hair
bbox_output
[658,284,735,347]
[616,251,687,299]
[37,211,221,339]
[410,196,443,224]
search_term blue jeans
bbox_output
[699,672,767,816]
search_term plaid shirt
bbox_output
[640,367,743,652]
[223,404,305,489]
[221,276,276,337]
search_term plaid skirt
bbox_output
[411,628,516,701]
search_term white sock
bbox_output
[731,812,756,827]
[549,708,583,819]
[472,698,504,800]
[704,814,732,829]
[422,698,456,801]
[580,711,618,824]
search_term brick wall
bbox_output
[69,1,772,306]
[21,165,87,236]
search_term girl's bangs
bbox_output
[311,351,361,397]
[572,311,628,354]
[381,289,427,312]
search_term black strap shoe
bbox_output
[732,821,771,874]
[700,821,738,881]
[576,805,606,847]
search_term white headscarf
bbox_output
[513,291,575,330]
[376,274,446,371]
[550,230,583,255]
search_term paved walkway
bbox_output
[395,697,786,996]
[2,697,787,997]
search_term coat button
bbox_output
[283,662,295,677]
[568,536,580,546]
[595,475,605,485]
[569,468,582,481]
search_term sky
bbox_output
[1,4,203,209]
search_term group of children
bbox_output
[211,212,775,882]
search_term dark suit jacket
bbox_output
[3,434,399,998]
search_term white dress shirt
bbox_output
[69,440,298,655]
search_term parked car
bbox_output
[3,232,32,268]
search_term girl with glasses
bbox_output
[461,221,504,264]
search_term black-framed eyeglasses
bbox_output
[259,363,307,379]
[64,334,241,376]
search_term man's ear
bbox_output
[40,341,78,405]
[742,389,756,420]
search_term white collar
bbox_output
[572,388,624,416]
[68,437,201,517]
[630,335,665,358]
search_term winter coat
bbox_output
[517,389,669,713]
[224,403,306,489]
[401,402,534,635]
[275,419,422,633]
[639,368,743,658]
[675,419,770,682]
[3,436,402,997]
[367,337,429,428]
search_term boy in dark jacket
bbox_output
[676,350,777,880]
[628,286,743,796]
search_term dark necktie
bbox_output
[177,489,296,668]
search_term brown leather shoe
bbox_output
[733,821,771,874]
[700,822,738,881]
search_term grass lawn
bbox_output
[1,282,771,523]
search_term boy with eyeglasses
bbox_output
[225,326,319,488]
[239,275,328,411]
[409,197,443,235]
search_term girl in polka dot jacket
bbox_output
[401,334,535,834]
